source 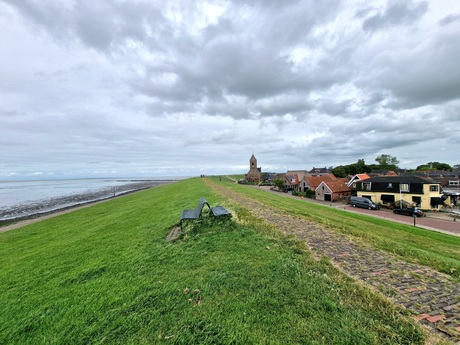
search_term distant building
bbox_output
[245,154,262,183]
[308,167,331,176]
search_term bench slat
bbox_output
[180,209,199,220]
[211,206,231,217]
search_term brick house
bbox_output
[316,179,352,202]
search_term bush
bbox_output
[273,178,285,191]
[305,189,316,198]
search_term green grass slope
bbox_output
[1,178,424,344]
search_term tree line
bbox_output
[331,154,455,178]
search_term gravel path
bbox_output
[207,180,460,343]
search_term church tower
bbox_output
[250,154,257,169]
[245,154,262,183]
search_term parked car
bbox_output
[393,207,424,217]
[350,196,379,210]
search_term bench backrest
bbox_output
[196,197,211,216]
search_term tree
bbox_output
[273,178,285,191]
[355,159,368,172]
[331,166,347,178]
[331,159,369,178]
[375,154,399,170]
[416,162,453,171]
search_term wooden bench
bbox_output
[180,197,231,231]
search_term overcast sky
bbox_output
[1,0,460,179]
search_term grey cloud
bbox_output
[74,3,116,50]
[252,95,314,118]
[314,99,354,117]
[73,1,166,51]
[2,110,26,117]
[124,1,350,119]
[376,33,460,108]
[301,112,452,165]
[4,0,164,51]
[438,13,460,26]
[2,0,73,38]
[362,1,428,32]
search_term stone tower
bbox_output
[245,154,262,183]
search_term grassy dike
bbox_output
[1,178,426,344]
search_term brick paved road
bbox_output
[208,180,460,343]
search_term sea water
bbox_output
[0,178,177,221]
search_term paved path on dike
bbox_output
[207,180,460,343]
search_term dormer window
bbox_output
[400,183,409,192]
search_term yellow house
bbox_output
[356,176,445,210]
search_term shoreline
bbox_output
[0,182,174,233]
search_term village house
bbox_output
[347,173,371,188]
[302,174,337,192]
[315,179,352,202]
[355,176,445,210]
[284,170,309,191]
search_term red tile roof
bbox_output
[321,180,352,193]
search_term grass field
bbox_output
[0,178,434,344]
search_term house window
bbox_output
[363,182,371,191]
[381,194,395,204]
[430,185,438,192]
[387,183,393,188]
[412,196,421,206]
[449,180,460,186]
[400,183,409,192]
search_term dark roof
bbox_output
[369,169,397,175]
[308,167,330,174]
[363,176,438,184]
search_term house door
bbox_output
[324,194,332,201]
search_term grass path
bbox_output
[205,178,460,342]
